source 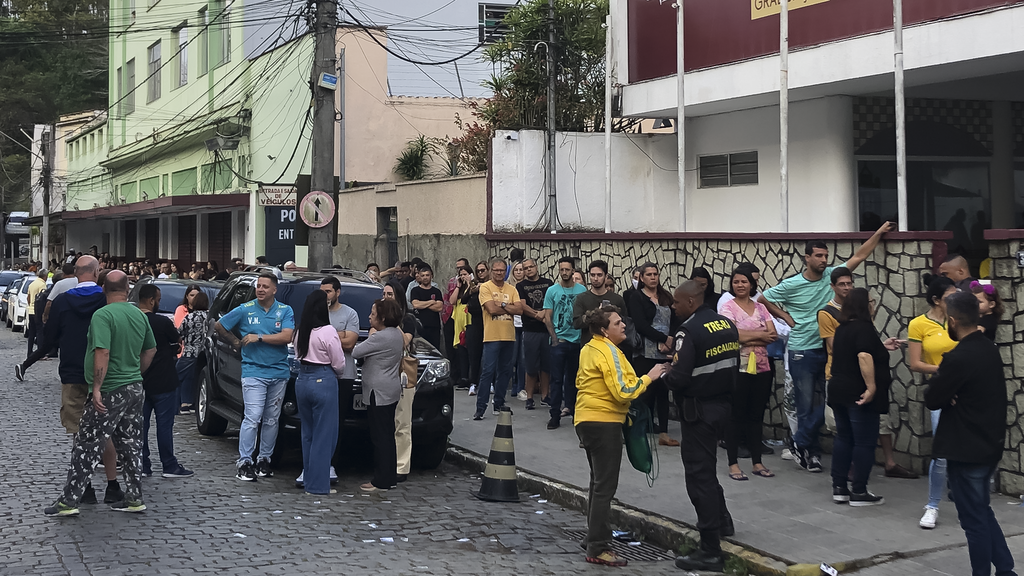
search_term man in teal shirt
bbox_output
[45,270,157,516]
[544,256,588,429]
[215,273,295,482]
[759,222,893,472]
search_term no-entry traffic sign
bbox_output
[299,190,335,228]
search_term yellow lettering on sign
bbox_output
[751,0,830,20]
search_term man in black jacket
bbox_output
[137,284,193,478]
[925,292,1016,576]
[663,281,739,573]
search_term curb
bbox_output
[447,446,789,576]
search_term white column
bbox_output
[675,0,686,231]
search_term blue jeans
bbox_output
[947,462,1017,576]
[238,377,288,465]
[176,356,197,407]
[549,340,581,420]
[927,409,948,509]
[789,348,827,453]
[829,402,879,494]
[476,341,515,414]
[142,389,180,474]
[295,365,339,495]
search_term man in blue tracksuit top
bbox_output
[214,273,295,482]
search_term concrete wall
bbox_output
[491,96,856,234]
[334,174,488,268]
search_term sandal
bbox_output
[658,434,680,447]
[751,467,775,478]
[729,472,749,481]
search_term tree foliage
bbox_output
[476,0,608,133]
[0,0,108,209]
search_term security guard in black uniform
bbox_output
[663,280,740,572]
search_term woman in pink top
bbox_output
[173,284,204,328]
[719,267,778,481]
[293,290,347,495]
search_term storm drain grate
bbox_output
[563,529,674,562]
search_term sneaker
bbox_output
[104,483,124,504]
[833,485,851,503]
[807,454,823,473]
[162,464,194,478]
[141,469,153,478]
[255,460,273,478]
[14,364,24,381]
[586,550,627,567]
[110,500,147,513]
[329,466,338,484]
[295,471,304,488]
[919,507,938,529]
[849,491,885,507]
[540,396,551,407]
[80,485,97,504]
[236,462,257,482]
[525,398,535,410]
[517,390,529,401]
[547,417,560,430]
[794,448,810,470]
[472,410,484,421]
[44,502,79,517]
[780,448,795,461]
[492,406,500,415]
[468,385,477,396]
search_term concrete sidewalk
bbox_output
[450,393,1024,573]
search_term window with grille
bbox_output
[698,151,759,188]
[174,23,188,87]
[147,41,161,103]
[198,7,209,76]
[479,4,513,44]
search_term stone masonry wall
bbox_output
[986,237,1024,495]
[488,235,943,476]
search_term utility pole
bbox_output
[308,0,337,271]
[675,0,685,231]
[0,185,5,268]
[42,125,53,265]
[546,0,557,233]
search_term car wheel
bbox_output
[412,437,449,470]
[196,364,228,436]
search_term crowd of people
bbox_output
[379,222,1013,574]
[20,229,1017,576]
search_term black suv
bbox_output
[193,269,454,468]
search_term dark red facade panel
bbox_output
[628,0,1023,83]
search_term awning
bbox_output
[63,193,250,221]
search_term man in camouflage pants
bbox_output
[45,271,157,516]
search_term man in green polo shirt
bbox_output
[45,270,157,517]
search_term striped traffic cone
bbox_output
[473,406,520,502]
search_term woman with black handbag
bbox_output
[575,305,665,567]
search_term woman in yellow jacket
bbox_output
[575,306,666,567]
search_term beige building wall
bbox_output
[335,27,480,185]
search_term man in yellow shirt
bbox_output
[473,258,522,420]
[25,269,47,357]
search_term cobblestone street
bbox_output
[0,329,681,576]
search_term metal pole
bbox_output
[676,0,685,232]
[779,0,789,232]
[604,14,612,234]
[0,185,5,268]
[339,47,345,194]
[308,0,337,271]
[894,0,908,232]
[547,0,557,233]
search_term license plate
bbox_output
[352,394,367,411]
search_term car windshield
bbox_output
[276,281,380,331]
[150,283,222,315]
[0,272,23,287]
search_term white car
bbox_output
[9,277,34,332]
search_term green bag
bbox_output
[622,400,659,485]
